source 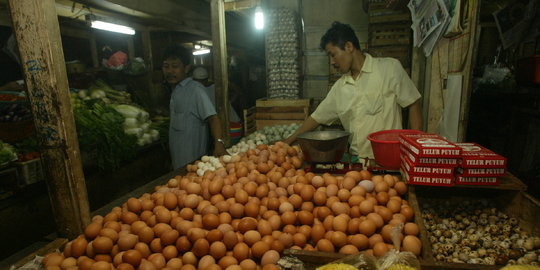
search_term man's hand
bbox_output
[213,141,228,157]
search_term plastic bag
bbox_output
[377,223,421,270]
[315,253,378,270]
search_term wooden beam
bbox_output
[8,0,91,239]
[457,0,481,142]
[211,0,230,144]
[141,29,154,71]
[224,0,257,11]
[127,36,135,59]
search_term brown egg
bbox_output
[182,252,197,266]
[281,211,297,225]
[238,218,258,233]
[377,207,393,222]
[117,263,135,270]
[404,223,419,235]
[402,235,421,255]
[316,239,334,252]
[250,241,270,258]
[85,223,102,240]
[122,249,142,267]
[198,255,216,270]
[332,215,348,233]
[339,245,359,254]
[162,245,178,260]
[166,258,183,270]
[134,242,150,258]
[239,259,257,270]
[117,234,138,251]
[278,233,293,248]
[89,261,111,270]
[192,238,210,257]
[161,229,179,246]
[43,253,63,268]
[137,227,154,244]
[93,236,113,254]
[387,200,401,213]
[331,231,348,248]
[400,206,414,221]
[150,238,163,253]
[229,203,244,218]
[209,241,227,259]
[201,214,219,230]
[218,256,238,270]
[175,236,192,253]
[70,236,88,258]
[310,224,326,244]
[366,213,384,229]
[358,219,377,237]
[373,242,389,257]
[359,200,374,215]
[223,231,238,250]
[163,192,178,210]
[394,181,407,195]
[207,229,224,243]
[243,230,261,246]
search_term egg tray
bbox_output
[409,186,540,270]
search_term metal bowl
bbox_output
[296,130,350,163]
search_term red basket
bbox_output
[368,129,424,169]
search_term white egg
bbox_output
[201,156,210,162]
[358,180,375,193]
[197,162,205,169]
[223,155,232,163]
[197,169,204,176]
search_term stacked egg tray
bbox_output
[266,8,301,99]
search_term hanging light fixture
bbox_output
[193,43,210,55]
[86,15,135,35]
[254,6,264,30]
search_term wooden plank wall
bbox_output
[424,0,480,142]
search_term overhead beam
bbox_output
[224,0,257,11]
[8,0,90,238]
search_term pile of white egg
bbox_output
[226,124,300,155]
[196,155,224,176]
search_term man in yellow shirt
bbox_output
[284,22,423,159]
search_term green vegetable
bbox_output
[0,140,17,165]
[74,101,138,170]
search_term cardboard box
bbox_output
[400,146,459,167]
[456,167,506,177]
[400,154,454,176]
[399,133,461,158]
[401,168,454,186]
[455,175,500,185]
[455,143,507,168]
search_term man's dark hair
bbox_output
[320,21,360,51]
[162,44,191,66]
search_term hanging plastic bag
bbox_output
[315,252,378,270]
[377,223,421,270]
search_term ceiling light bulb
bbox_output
[255,6,264,30]
[193,49,210,55]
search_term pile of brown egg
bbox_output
[42,142,421,270]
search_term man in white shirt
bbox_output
[284,21,423,159]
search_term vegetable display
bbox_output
[0,140,17,166]
[74,101,138,170]
[112,104,160,146]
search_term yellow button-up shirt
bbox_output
[311,53,421,158]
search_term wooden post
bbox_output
[142,29,154,71]
[8,0,90,238]
[211,0,230,144]
[127,36,135,60]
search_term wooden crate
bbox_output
[369,24,411,46]
[253,98,310,130]
[243,107,256,136]
[368,45,411,68]
[255,98,310,108]
[409,185,539,270]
